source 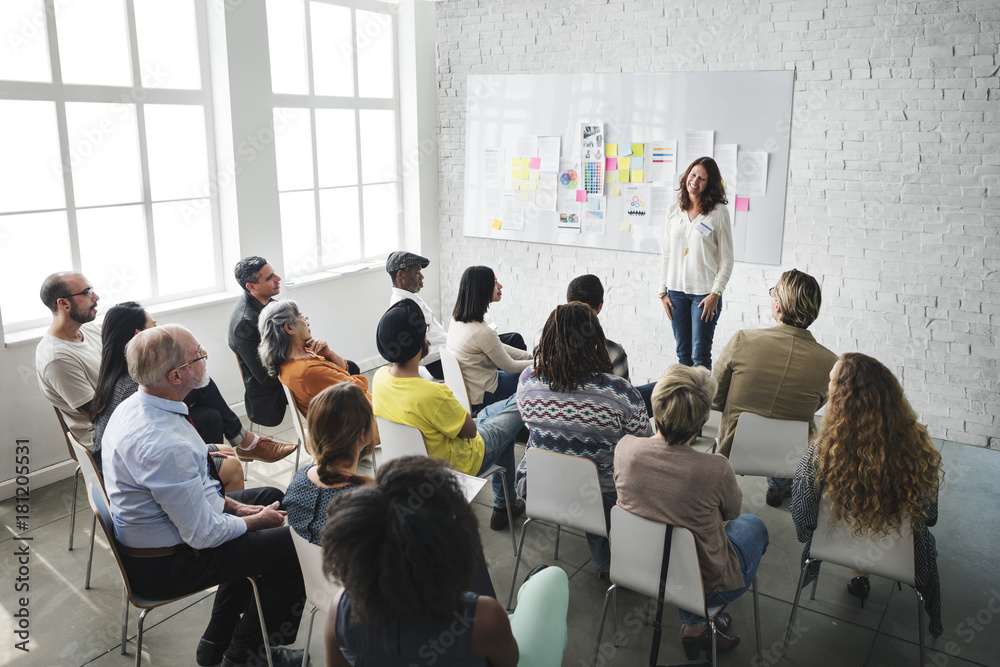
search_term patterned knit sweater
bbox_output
[515,367,651,494]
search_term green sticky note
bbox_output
[619,170,631,183]
[631,143,645,156]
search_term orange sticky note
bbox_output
[606,143,618,157]
[618,157,631,170]
[619,170,631,183]
[632,169,644,182]
[631,143,645,156]
[492,219,502,230]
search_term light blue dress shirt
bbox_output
[102,390,247,549]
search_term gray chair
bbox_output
[67,434,105,589]
[53,407,82,551]
[727,412,810,478]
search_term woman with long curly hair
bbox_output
[791,352,944,636]
[657,157,734,370]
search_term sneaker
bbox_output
[221,647,304,667]
[196,638,227,666]
[765,486,792,507]
[235,436,297,463]
[490,498,526,530]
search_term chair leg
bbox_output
[554,525,561,560]
[709,618,718,667]
[246,577,274,667]
[135,608,151,667]
[121,587,129,655]
[914,588,926,667]
[752,576,762,663]
[781,560,813,657]
[302,607,318,667]
[85,513,97,589]
[69,465,80,550]
[591,584,617,667]
[612,587,619,647]
[506,518,533,610]
[809,571,819,600]
[494,469,516,555]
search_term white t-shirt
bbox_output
[658,202,734,296]
[388,288,448,365]
[35,322,102,445]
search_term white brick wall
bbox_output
[434,0,1000,448]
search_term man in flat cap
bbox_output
[386,251,447,380]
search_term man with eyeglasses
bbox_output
[36,272,103,445]
[102,325,305,667]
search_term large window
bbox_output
[0,0,221,331]
[265,0,402,279]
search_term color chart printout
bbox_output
[581,123,605,194]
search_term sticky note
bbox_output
[520,191,530,201]
[529,157,541,169]
[588,198,601,211]
[527,180,538,191]
[610,184,621,196]
[520,157,530,168]
[511,169,520,180]
[631,156,644,170]
[520,169,530,179]
[576,190,588,202]
[492,219,502,230]
[620,220,631,232]
[606,157,618,170]
[619,170,631,183]
[619,143,632,157]
[735,196,750,211]
[606,143,618,157]
[606,170,618,184]
[631,143,645,156]
[510,181,520,190]
[512,158,519,167]
[618,157,631,170]
[632,169,644,182]
[529,169,541,180]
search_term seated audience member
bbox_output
[713,268,838,507]
[321,456,569,667]
[35,272,102,445]
[91,302,292,475]
[373,299,525,530]
[447,266,532,413]
[387,251,447,380]
[792,352,943,635]
[615,365,768,659]
[102,325,305,667]
[257,300,369,416]
[517,302,651,577]
[283,383,374,544]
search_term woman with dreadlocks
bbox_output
[515,302,652,577]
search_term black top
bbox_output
[228,291,287,426]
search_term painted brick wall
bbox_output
[434,0,999,447]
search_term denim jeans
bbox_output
[475,370,521,415]
[679,514,769,626]
[586,490,618,576]
[668,290,722,370]
[475,394,522,508]
[635,382,656,418]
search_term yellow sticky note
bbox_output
[632,169,644,182]
[492,219,502,230]
[519,157,530,168]
[620,220,631,232]
[618,157,631,170]
[610,184,621,196]
[529,169,541,180]
[619,170,631,183]
[520,169,529,179]
[631,143,645,156]
[527,180,538,191]
[607,143,618,157]
[606,170,618,184]
[511,169,520,180]
[520,191,530,201]
[510,181,520,190]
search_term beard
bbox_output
[68,302,96,324]
[193,370,211,390]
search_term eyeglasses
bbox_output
[59,287,95,299]
[174,346,208,372]
[768,287,776,298]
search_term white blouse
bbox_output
[658,201,734,296]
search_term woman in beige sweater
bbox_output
[614,365,768,661]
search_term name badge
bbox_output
[697,221,713,237]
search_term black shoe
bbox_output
[765,486,792,507]
[681,624,740,660]
[221,647,304,667]
[847,576,871,608]
[196,638,227,666]
[712,611,732,634]
[490,498,525,530]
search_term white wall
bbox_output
[434,0,999,447]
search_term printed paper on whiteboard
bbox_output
[623,183,651,221]
[737,151,768,197]
[501,193,524,231]
[682,130,714,170]
[649,141,677,182]
[537,136,561,172]
[713,144,738,193]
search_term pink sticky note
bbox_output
[735,197,750,211]
[576,190,588,203]
[606,157,618,170]
[529,157,541,169]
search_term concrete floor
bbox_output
[2,409,998,667]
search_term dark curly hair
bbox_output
[320,456,484,624]
[677,157,727,215]
[533,302,612,393]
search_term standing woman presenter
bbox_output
[658,157,734,370]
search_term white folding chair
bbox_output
[506,448,608,610]
[439,347,472,412]
[86,483,273,667]
[728,412,810,478]
[285,383,380,474]
[593,507,761,667]
[289,529,343,667]
[67,435,106,590]
[375,416,516,555]
[782,493,925,666]
[53,408,83,551]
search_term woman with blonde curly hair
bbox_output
[791,352,944,636]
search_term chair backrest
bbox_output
[282,383,310,455]
[609,506,708,619]
[68,432,107,500]
[53,407,79,463]
[810,493,915,587]
[439,348,472,412]
[86,482,140,602]
[289,527,343,613]
[525,447,607,537]
[374,417,427,463]
[728,413,810,478]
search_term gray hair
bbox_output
[258,300,301,377]
[651,365,718,445]
[126,324,189,386]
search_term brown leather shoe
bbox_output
[681,624,740,660]
[235,437,297,463]
[713,611,732,634]
[490,498,526,530]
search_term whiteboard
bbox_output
[462,72,795,265]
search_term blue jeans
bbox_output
[636,382,656,419]
[668,290,722,370]
[586,489,617,576]
[679,514,769,626]
[475,394,522,508]
[475,370,521,414]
